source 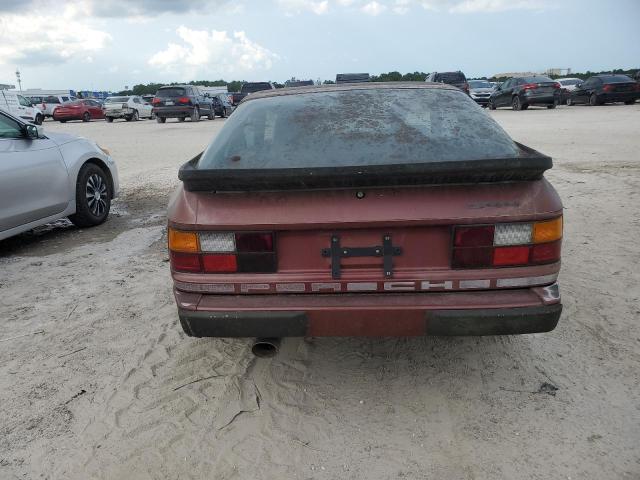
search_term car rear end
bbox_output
[152,87,193,120]
[433,72,469,95]
[168,84,563,338]
[104,97,135,119]
[52,100,84,121]
[520,76,561,106]
[598,75,640,103]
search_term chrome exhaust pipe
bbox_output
[251,338,281,358]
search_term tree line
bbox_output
[116,68,638,95]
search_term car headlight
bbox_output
[97,144,111,156]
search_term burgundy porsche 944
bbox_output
[168,83,563,343]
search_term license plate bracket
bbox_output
[321,234,402,279]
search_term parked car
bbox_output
[426,71,469,94]
[567,74,639,106]
[28,94,77,118]
[335,73,370,84]
[555,78,583,103]
[489,75,561,110]
[0,91,44,124]
[212,93,234,117]
[0,110,119,240]
[152,85,214,123]
[52,99,105,122]
[234,82,277,104]
[104,96,154,122]
[142,94,155,104]
[168,83,563,355]
[467,79,494,107]
[285,80,314,87]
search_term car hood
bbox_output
[44,131,81,146]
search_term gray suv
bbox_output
[152,85,214,123]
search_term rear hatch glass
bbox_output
[241,83,272,94]
[157,88,186,97]
[181,86,551,191]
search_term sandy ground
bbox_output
[1,105,639,480]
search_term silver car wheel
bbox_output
[86,173,108,217]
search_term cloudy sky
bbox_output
[0,0,638,91]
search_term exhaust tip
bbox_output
[251,338,280,358]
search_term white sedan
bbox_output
[104,95,154,122]
[0,110,119,241]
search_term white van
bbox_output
[0,91,44,124]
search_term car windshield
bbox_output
[559,79,581,85]
[197,87,519,172]
[105,97,130,103]
[437,72,466,83]
[598,75,633,83]
[157,88,186,97]
[469,81,493,88]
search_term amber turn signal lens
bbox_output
[533,217,562,244]
[168,228,199,252]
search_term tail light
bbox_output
[522,83,538,91]
[553,82,561,89]
[634,84,640,92]
[463,83,470,93]
[602,84,614,92]
[452,217,562,269]
[168,228,276,273]
[177,97,191,105]
[151,97,161,105]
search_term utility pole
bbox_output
[15,69,22,91]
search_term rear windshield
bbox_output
[598,75,634,83]
[197,87,519,171]
[157,87,186,97]
[105,96,130,103]
[44,96,60,104]
[436,72,466,83]
[558,79,581,86]
[522,76,554,83]
[241,83,272,94]
[468,80,493,88]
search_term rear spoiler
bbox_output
[179,143,552,192]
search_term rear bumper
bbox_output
[601,92,638,103]
[175,283,562,337]
[154,106,193,118]
[105,109,133,118]
[522,93,557,105]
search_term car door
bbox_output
[0,112,71,233]
[87,100,104,118]
[495,79,512,106]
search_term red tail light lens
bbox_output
[531,240,561,264]
[202,254,237,273]
[235,233,274,252]
[152,97,161,104]
[602,84,614,92]
[170,251,202,272]
[493,246,530,266]
[177,97,191,104]
[522,83,538,91]
[553,82,561,89]
[454,225,494,247]
[452,247,493,268]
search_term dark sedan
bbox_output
[489,76,561,110]
[567,75,639,106]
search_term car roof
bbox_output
[243,82,460,102]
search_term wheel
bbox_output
[178,117,185,122]
[106,117,114,123]
[60,120,67,123]
[547,103,556,109]
[156,116,166,123]
[488,100,496,110]
[221,108,227,118]
[589,93,598,106]
[125,115,132,122]
[82,112,91,122]
[132,110,139,121]
[566,97,573,106]
[68,163,111,227]
[34,114,43,125]
[512,96,523,111]
[190,107,200,122]
[521,103,529,110]
[624,99,635,105]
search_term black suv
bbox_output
[567,74,639,106]
[426,71,469,94]
[235,82,276,104]
[489,75,560,110]
[152,85,214,123]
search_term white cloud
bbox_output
[362,1,387,15]
[276,0,329,15]
[446,0,546,13]
[148,27,278,77]
[0,4,110,68]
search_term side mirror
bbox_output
[24,124,43,139]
